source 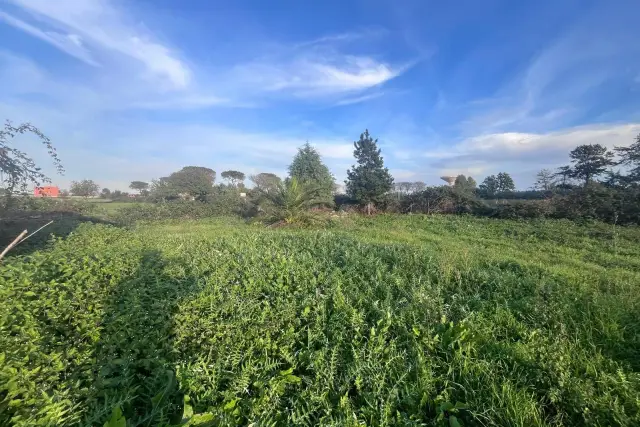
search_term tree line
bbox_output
[2,119,639,224]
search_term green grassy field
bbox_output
[95,201,142,213]
[1,215,639,426]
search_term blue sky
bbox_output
[1,0,639,190]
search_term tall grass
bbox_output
[1,216,639,426]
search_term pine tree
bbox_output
[221,170,246,187]
[566,144,615,187]
[345,129,394,213]
[288,142,335,204]
[614,134,640,183]
[533,169,556,191]
[555,166,573,187]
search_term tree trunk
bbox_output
[366,202,373,215]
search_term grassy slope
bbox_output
[1,215,639,426]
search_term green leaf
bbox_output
[151,370,176,408]
[454,401,468,410]
[279,367,294,376]
[449,415,462,427]
[439,402,454,412]
[103,406,126,427]
[186,412,215,426]
[182,395,194,420]
[284,374,301,384]
[223,398,237,411]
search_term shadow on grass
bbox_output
[81,250,201,426]
[0,210,117,257]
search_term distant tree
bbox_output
[129,181,149,194]
[533,169,556,191]
[555,166,573,187]
[221,170,246,187]
[603,170,633,188]
[466,176,477,189]
[288,142,335,202]
[149,177,177,201]
[614,134,640,182]
[412,181,426,192]
[111,190,130,200]
[70,179,99,198]
[0,120,64,204]
[60,189,69,197]
[479,175,499,195]
[497,172,516,192]
[100,188,111,198]
[250,173,282,193]
[454,174,477,195]
[345,129,394,213]
[454,174,467,188]
[394,182,413,194]
[566,144,615,187]
[165,166,215,201]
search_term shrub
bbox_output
[490,200,554,219]
[401,186,486,214]
[551,184,640,224]
[256,177,330,225]
[112,200,245,224]
[1,196,98,216]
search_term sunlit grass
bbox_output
[1,215,639,426]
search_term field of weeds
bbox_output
[1,215,639,426]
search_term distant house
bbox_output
[34,186,60,197]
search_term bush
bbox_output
[0,196,98,216]
[489,200,554,219]
[113,200,245,224]
[401,186,486,214]
[333,193,358,211]
[551,184,640,225]
[253,177,331,226]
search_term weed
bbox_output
[1,216,639,426]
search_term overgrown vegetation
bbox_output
[1,215,639,426]
[2,123,640,426]
[0,120,63,207]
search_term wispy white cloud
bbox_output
[293,28,388,49]
[4,0,190,89]
[0,11,98,65]
[234,54,407,98]
[130,95,238,110]
[1,1,409,108]
[423,123,640,186]
[228,28,415,100]
[458,4,640,136]
[334,91,385,106]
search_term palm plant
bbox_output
[258,177,329,225]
